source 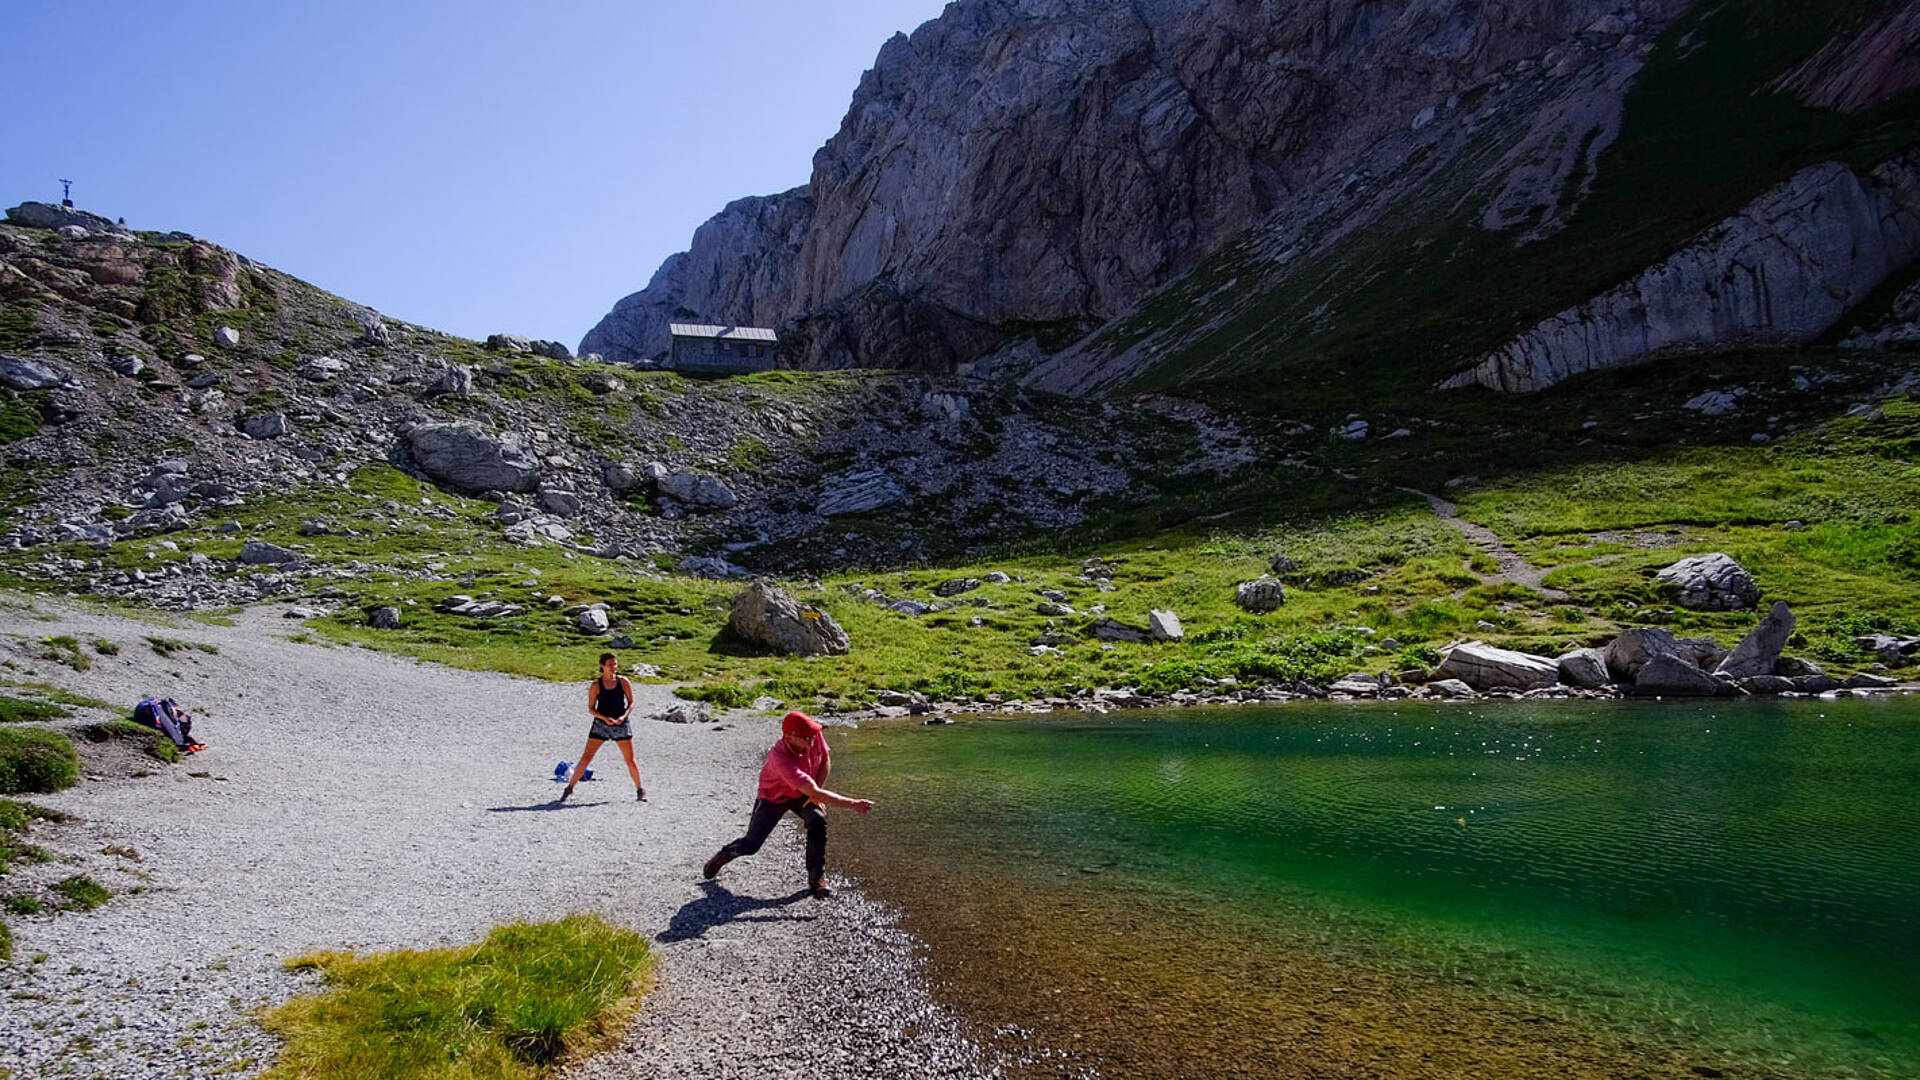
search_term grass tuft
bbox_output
[0,694,68,725]
[50,875,109,910]
[0,727,80,795]
[262,913,654,1080]
[146,636,219,658]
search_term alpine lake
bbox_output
[830,695,1920,1079]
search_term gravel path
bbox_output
[0,597,998,1079]
[1413,489,1572,600]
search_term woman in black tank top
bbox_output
[560,652,646,803]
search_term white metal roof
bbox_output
[668,323,779,342]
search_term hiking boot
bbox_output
[702,851,733,880]
[636,787,647,802]
[558,784,574,804]
[809,879,833,900]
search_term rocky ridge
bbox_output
[0,214,1253,611]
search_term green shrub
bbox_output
[262,914,654,1080]
[0,727,80,794]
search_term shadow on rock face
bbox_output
[657,881,814,943]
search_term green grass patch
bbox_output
[0,695,67,724]
[50,875,109,911]
[39,636,90,671]
[727,435,771,474]
[0,797,66,876]
[146,636,218,658]
[0,304,37,351]
[672,683,755,709]
[0,390,44,444]
[261,913,654,1080]
[0,727,79,794]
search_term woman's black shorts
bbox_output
[589,718,632,742]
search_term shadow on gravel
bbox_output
[486,799,610,812]
[657,882,815,943]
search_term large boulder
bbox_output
[728,582,851,656]
[658,470,737,509]
[1089,618,1149,644]
[1555,647,1612,689]
[1234,576,1286,613]
[238,540,297,565]
[1434,642,1559,691]
[1656,553,1759,611]
[816,469,905,516]
[1604,627,1680,683]
[1631,654,1737,697]
[0,355,65,391]
[1715,601,1796,679]
[241,412,292,439]
[405,423,541,494]
[1148,609,1184,643]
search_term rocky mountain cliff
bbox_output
[584,0,1687,370]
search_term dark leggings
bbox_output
[721,797,827,881]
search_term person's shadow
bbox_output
[485,799,607,812]
[657,881,814,943]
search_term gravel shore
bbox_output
[0,597,998,1079]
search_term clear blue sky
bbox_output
[0,0,949,347]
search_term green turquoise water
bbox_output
[833,697,1920,1078]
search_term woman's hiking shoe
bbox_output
[636,787,647,802]
[702,851,732,879]
[809,879,834,899]
[558,785,574,804]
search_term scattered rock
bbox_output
[111,354,145,377]
[658,471,737,509]
[298,356,348,381]
[404,423,542,494]
[1089,618,1149,644]
[577,608,610,633]
[1656,552,1759,611]
[240,412,292,440]
[369,606,402,629]
[656,702,711,724]
[422,364,474,398]
[486,334,533,353]
[580,371,624,395]
[934,578,981,597]
[816,469,905,516]
[1036,601,1074,617]
[213,326,240,347]
[1234,576,1287,613]
[539,488,583,517]
[1423,678,1478,698]
[727,581,851,656]
[1148,609,1183,643]
[238,540,297,565]
[0,355,66,390]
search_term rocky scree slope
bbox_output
[583,0,1687,371]
[0,213,1252,609]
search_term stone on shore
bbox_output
[1631,653,1737,696]
[728,581,851,656]
[1556,647,1611,689]
[1656,552,1759,611]
[1434,641,1559,691]
[1605,627,1680,682]
[1715,601,1796,678]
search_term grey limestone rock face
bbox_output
[1656,552,1759,611]
[5,201,122,233]
[1444,152,1920,392]
[1434,641,1559,692]
[404,423,541,494]
[815,469,904,517]
[1715,601,1796,678]
[0,355,65,390]
[1234,576,1286,613]
[727,581,851,657]
[585,0,1676,370]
